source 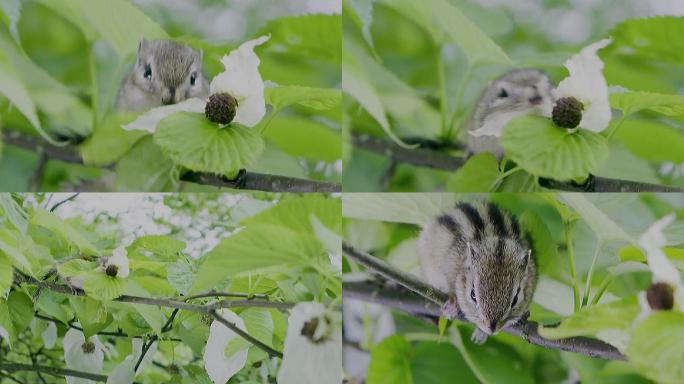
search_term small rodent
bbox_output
[418,201,537,344]
[116,38,210,112]
[467,68,555,159]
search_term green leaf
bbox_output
[0,52,42,132]
[594,142,662,185]
[241,308,274,362]
[243,195,341,235]
[538,298,639,340]
[609,16,684,64]
[31,209,100,255]
[154,113,265,177]
[58,259,97,278]
[224,337,250,359]
[0,253,11,297]
[367,335,478,384]
[502,116,609,180]
[69,296,111,339]
[627,311,684,384]
[0,194,27,233]
[264,118,341,162]
[618,245,684,263]
[166,261,194,296]
[82,271,127,301]
[36,291,71,324]
[0,299,16,346]
[129,235,186,261]
[7,291,33,335]
[115,136,178,192]
[265,86,341,111]
[614,120,684,163]
[445,152,500,192]
[342,193,456,225]
[610,91,684,117]
[122,280,165,335]
[520,210,558,272]
[0,228,38,275]
[80,113,146,166]
[559,194,632,244]
[263,15,341,62]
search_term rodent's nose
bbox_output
[489,320,497,333]
[162,88,176,105]
[529,95,543,105]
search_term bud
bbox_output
[646,282,674,311]
[205,93,238,125]
[81,341,95,354]
[105,264,118,277]
[552,97,584,129]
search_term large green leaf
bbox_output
[614,120,684,163]
[129,235,186,261]
[154,113,265,177]
[36,0,167,59]
[0,227,48,275]
[263,15,341,62]
[446,152,500,192]
[68,296,110,339]
[0,299,16,346]
[31,209,100,255]
[610,91,684,117]
[520,210,558,272]
[367,335,478,384]
[82,271,127,301]
[0,194,27,234]
[7,291,34,335]
[264,118,341,162]
[243,195,341,234]
[609,16,684,64]
[0,52,42,132]
[265,86,341,112]
[115,136,178,192]
[627,311,684,384]
[80,113,145,166]
[342,193,456,225]
[122,280,165,335]
[559,194,632,244]
[502,116,609,181]
[0,253,11,297]
[538,298,639,340]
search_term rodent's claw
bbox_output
[471,329,488,345]
[441,296,461,320]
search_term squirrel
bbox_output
[116,38,210,112]
[466,69,555,159]
[418,201,537,344]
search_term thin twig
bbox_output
[0,363,108,382]
[342,243,626,361]
[352,133,684,192]
[2,130,341,193]
[49,193,80,212]
[33,314,182,341]
[183,291,270,301]
[30,152,48,192]
[209,309,283,359]
[134,336,157,373]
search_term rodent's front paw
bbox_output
[471,328,488,345]
[441,296,461,320]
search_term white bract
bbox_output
[204,309,248,384]
[97,245,130,278]
[123,35,270,133]
[555,38,613,132]
[277,302,343,384]
[63,329,105,384]
[638,214,684,312]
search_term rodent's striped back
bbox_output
[435,201,528,248]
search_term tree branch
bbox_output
[2,130,341,193]
[352,133,684,192]
[0,363,108,382]
[342,243,626,361]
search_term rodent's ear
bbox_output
[138,36,149,54]
[519,249,531,268]
[197,48,204,62]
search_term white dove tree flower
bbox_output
[63,328,105,384]
[203,309,249,384]
[637,214,684,314]
[123,35,270,133]
[552,38,613,132]
[97,245,130,279]
[277,302,343,384]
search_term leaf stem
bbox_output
[564,220,581,312]
[257,109,281,135]
[591,274,613,305]
[582,241,604,308]
[436,47,448,136]
[89,47,99,126]
[603,115,627,141]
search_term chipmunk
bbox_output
[467,69,555,159]
[418,201,537,344]
[116,38,210,112]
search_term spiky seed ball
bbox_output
[105,264,118,277]
[205,93,238,125]
[552,97,584,129]
[647,282,674,311]
[81,341,95,354]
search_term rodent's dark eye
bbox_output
[511,288,520,308]
[498,88,508,98]
[190,72,197,86]
[144,64,152,80]
[470,287,476,303]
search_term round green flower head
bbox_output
[552,97,584,129]
[205,93,238,125]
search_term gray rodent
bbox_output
[467,68,555,159]
[418,201,537,344]
[116,38,210,112]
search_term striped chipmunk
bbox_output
[418,201,537,344]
